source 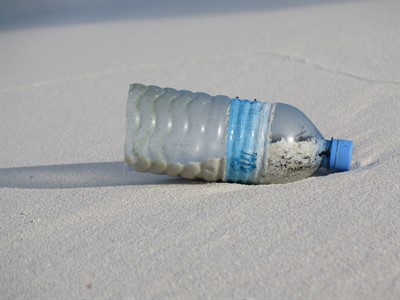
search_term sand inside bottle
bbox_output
[264,139,324,184]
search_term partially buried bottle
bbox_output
[124,83,353,184]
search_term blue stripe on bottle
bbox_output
[225,98,264,183]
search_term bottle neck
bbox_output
[320,139,332,169]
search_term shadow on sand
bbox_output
[0,162,187,189]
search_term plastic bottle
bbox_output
[125,83,353,184]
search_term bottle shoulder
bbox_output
[269,102,324,143]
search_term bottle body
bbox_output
[125,84,352,184]
[124,83,230,182]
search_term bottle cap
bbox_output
[329,139,353,172]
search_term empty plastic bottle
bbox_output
[125,83,353,184]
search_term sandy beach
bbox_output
[1,1,399,298]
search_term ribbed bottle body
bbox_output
[124,84,230,181]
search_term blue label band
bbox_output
[225,99,271,183]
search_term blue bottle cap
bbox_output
[329,139,353,172]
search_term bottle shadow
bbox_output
[0,161,188,189]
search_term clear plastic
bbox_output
[125,84,330,184]
[265,103,328,184]
[125,84,230,181]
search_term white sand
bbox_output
[1,1,399,299]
